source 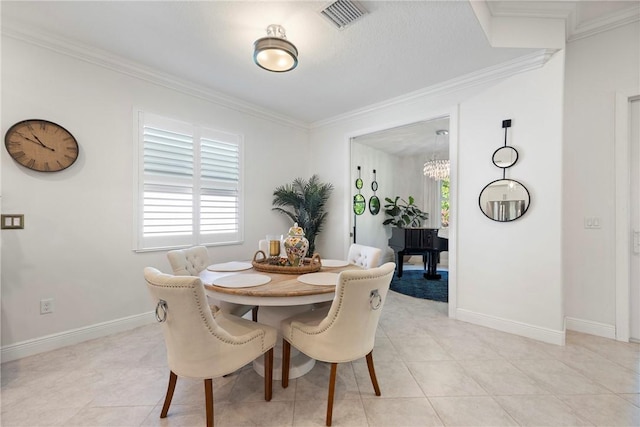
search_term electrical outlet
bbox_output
[40,298,54,314]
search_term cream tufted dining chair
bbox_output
[144,267,276,427]
[313,244,382,312]
[347,243,382,269]
[167,246,258,321]
[280,262,396,426]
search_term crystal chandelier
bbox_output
[423,130,450,181]
[423,159,450,180]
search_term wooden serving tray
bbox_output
[252,250,322,274]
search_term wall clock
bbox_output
[4,119,79,172]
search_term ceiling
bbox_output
[2,1,636,154]
[2,0,537,124]
[352,118,450,158]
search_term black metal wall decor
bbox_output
[478,120,531,222]
[369,169,380,215]
[353,166,365,215]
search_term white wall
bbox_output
[563,22,640,335]
[1,36,308,350]
[393,155,427,215]
[310,53,566,344]
[349,143,395,253]
[457,51,565,339]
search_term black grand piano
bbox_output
[388,227,448,279]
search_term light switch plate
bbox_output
[1,214,24,229]
[584,216,602,229]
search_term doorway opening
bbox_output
[615,92,640,342]
[349,116,453,308]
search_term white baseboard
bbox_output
[1,311,155,363]
[456,308,565,345]
[565,316,616,340]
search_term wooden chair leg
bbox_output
[365,351,381,396]
[252,306,259,322]
[264,348,273,401]
[282,339,291,388]
[160,371,177,418]
[204,378,214,427]
[326,363,338,426]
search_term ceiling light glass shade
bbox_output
[253,25,298,72]
[423,159,450,180]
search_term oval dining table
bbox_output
[199,262,361,379]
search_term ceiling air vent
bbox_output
[320,0,368,29]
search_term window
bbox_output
[441,177,449,227]
[135,112,243,251]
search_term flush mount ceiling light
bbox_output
[253,24,298,72]
[423,129,450,181]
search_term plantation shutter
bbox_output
[199,128,242,243]
[136,112,243,250]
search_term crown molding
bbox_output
[485,0,639,43]
[311,49,556,129]
[3,22,562,132]
[486,1,574,19]
[567,4,640,43]
[1,24,310,131]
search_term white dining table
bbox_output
[199,261,360,379]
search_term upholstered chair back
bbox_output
[166,246,256,319]
[167,246,209,276]
[283,262,395,362]
[144,267,270,379]
[346,244,382,269]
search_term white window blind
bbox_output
[135,112,243,250]
[200,134,240,236]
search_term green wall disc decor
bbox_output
[353,166,365,215]
[369,169,380,215]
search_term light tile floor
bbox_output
[2,290,640,426]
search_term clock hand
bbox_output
[31,133,56,152]
[16,132,44,146]
[16,132,55,151]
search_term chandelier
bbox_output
[423,159,449,180]
[423,130,449,180]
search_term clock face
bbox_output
[5,119,79,172]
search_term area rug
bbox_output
[390,269,448,302]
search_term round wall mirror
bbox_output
[479,179,530,222]
[492,146,519,168]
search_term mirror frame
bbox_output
[478,178,530,222]
[368,195,380,215]
[492,146,519,169]
[353,194,365,215]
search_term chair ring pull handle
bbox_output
[370,289,382,310]
[155,299,168,323]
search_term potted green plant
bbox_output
[382,195,428,228]
[272,175,334,255]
